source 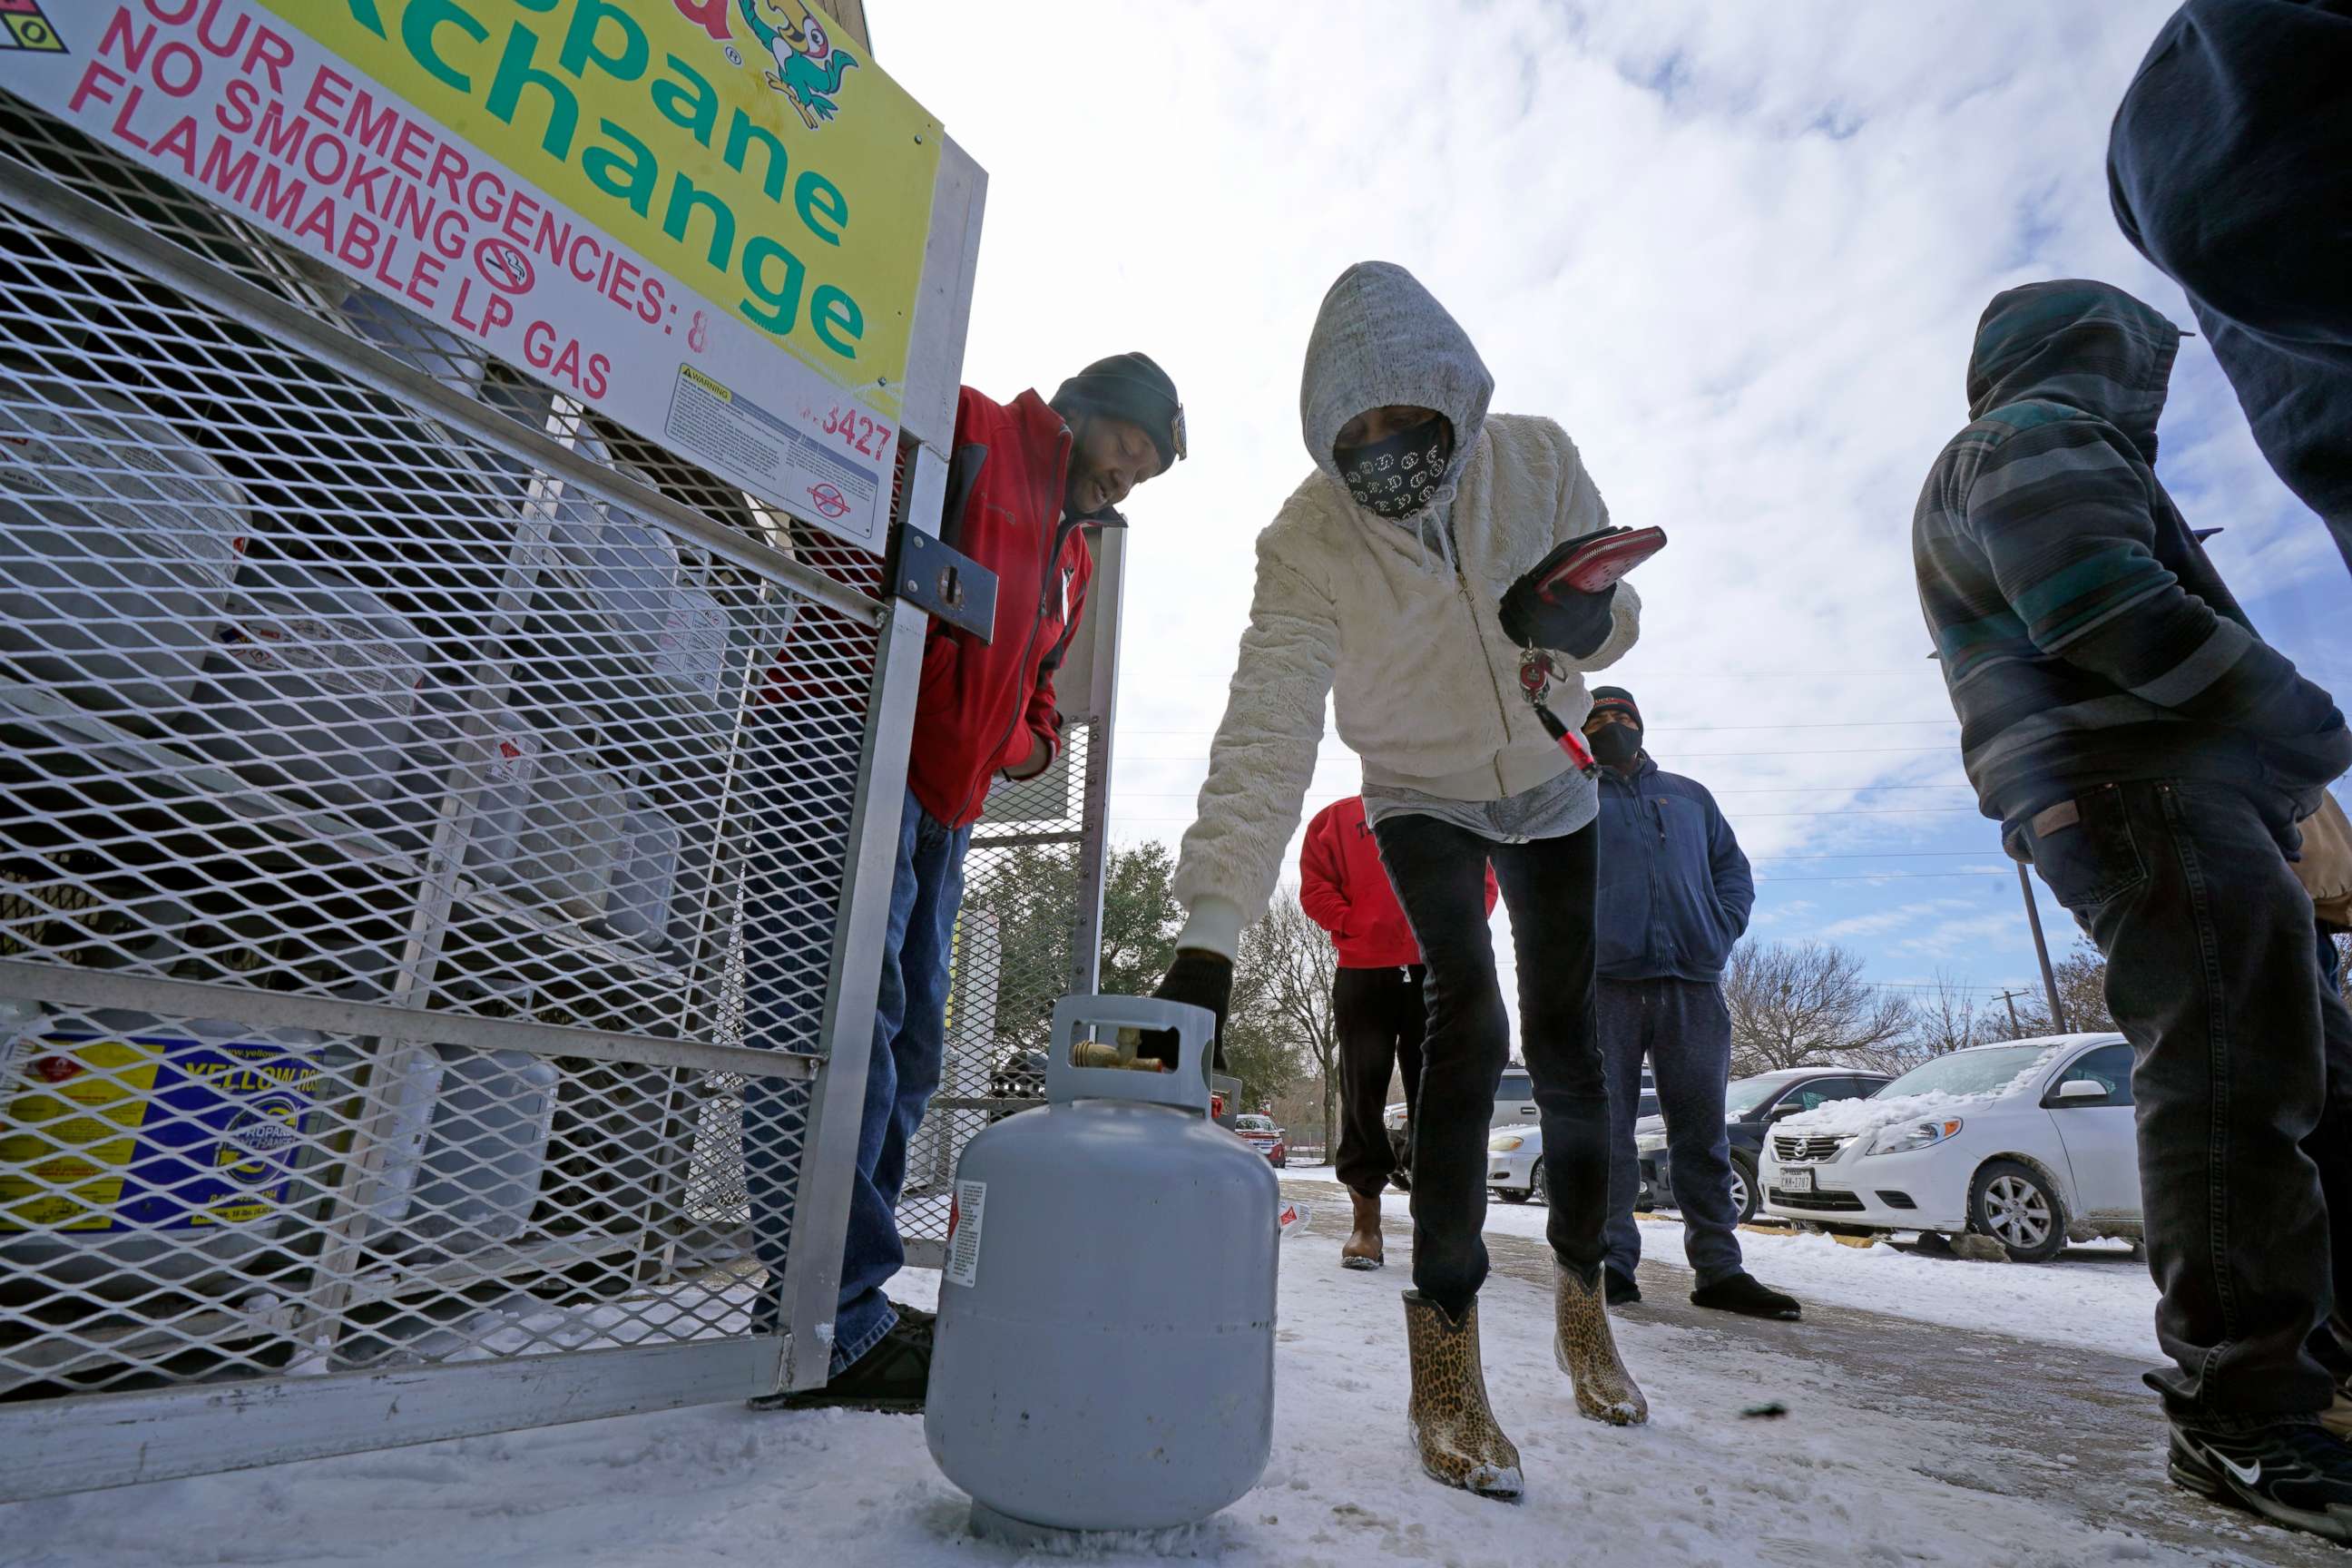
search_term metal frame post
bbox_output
[1065,527,1129,999]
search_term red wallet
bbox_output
[1535,526,1669,597]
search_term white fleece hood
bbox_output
[1302,261,1493,509]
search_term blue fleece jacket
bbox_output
[1593,756,1754,984]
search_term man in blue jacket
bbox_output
[1586,689,1798,1320]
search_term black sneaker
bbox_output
[1690,1271,1801,1322]
[1604,1267,1641,1308]
[2170,1418,2352,1544]
[747,1314,931,1414]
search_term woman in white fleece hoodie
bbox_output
[1151,262,1647,1501]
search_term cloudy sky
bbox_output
[881,0,2346,1024]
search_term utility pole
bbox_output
[1994,987,2027,1038]
[2016,860,2065,1033]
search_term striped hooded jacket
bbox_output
[1913,280,2348,844]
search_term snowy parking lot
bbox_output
[1479,1193,2162,1360]
[7,1177,2330,1568]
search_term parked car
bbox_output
[1233,1113,1287,1168]
[1758,1034,2139,1261]
[1638,1067,1894,1225]
[1487,1074,1662,1207]
[1394,1066,1655,1194]
[985,1047,1047,1122]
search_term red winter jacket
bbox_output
[906,387,1093,828]
[1299,797,1497,969]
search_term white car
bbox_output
[1387,1067,1658,1197]
[1487,1124,1547,1202]
[1488,1075,1659,1205]
[1758,1033,2141,1261]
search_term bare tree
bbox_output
[2015,940,2117,1035]
[1905,968,1994,1059]
[1230,888,1337,1138]
[1721,940,1915,1076]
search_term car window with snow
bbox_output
[1878,1043,2060,1100]
[1724,1076,1786,1117]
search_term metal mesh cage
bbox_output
[0,102,892,1427]
[895,721,1094,1258]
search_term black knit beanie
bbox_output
[1053,352,1187,471]
[1588,687,1642,735]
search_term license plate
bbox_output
[1779,1168,1815,1194]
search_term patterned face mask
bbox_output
[1334,416,1451,520]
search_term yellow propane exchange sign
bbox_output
[0,1,947,548]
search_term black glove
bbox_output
[1500,532,1621,655]
[1137,948,1232,1070]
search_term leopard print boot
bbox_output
[1402,1290,1524,1500]
[1554,1261,1648,1426]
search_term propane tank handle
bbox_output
[1045,995,1214,1114]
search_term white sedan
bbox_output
[1487,1124,1546,1201]
[1759,1034,2141,1262]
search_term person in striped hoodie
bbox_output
[1914,279,2352,1544]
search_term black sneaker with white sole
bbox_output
[2170,1418,2352,1544]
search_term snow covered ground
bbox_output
[4,1191,2317,1568]
[1482,1200,2163,1361]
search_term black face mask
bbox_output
[1588,723,1642,769]
[1334,416,1450,520]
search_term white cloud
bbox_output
[1815,898,1980,942]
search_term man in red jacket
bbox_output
[1301,795,1495,1270]
[751,353,1185,1411]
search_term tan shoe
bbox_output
[1554,1261,1648,1426]
[1341,1188,1385,1270]
[1402,1291,1524,1500]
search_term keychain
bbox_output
[1519,652,1599,777]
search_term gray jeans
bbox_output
[1600,977,1743,1286]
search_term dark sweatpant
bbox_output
[2024,779,2352,1421]
[1373,815,1605,1318]
[1333,964,1426,1199]
[2108,0,2352,574]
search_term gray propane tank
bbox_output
[926,995,1278,1538]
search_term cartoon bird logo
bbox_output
[737,0,862,130]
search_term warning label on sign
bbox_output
[943,1178,985,1289]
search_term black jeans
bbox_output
[1373,814,1604,1318]
[1333,964,1426,1199]
[2024,779,2352,1421]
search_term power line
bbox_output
[1116,720,1963,734]
[1751,871,2009,883]
[1110,808,1984,822]
[1150,667,1936,681]
[1748,851,1993,860]
[1110,752,1956,766]
[1112,783,1975,798]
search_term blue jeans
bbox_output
[746,785,969,1372]
[1600,977,1743,1288]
